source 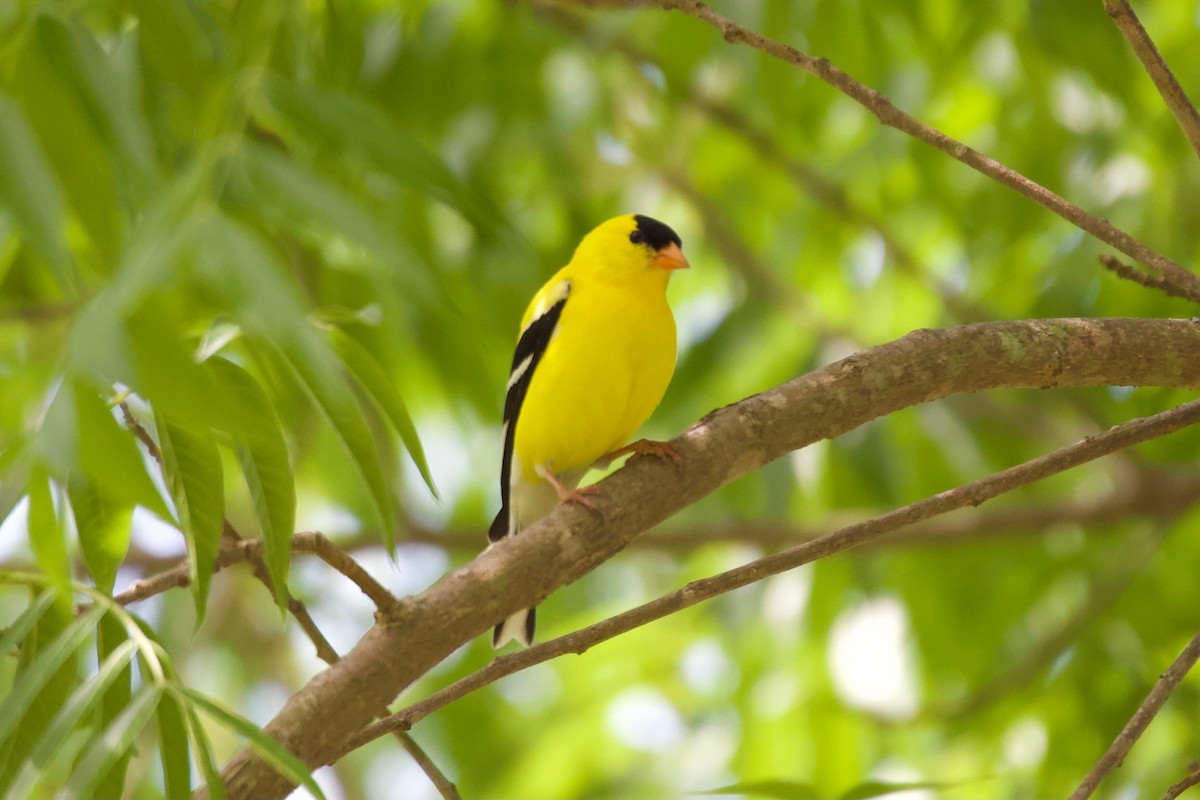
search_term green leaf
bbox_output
[33,15,157,194]
[41,380,171,521]
[206,357,294,609]
[0,91,73,289]
[231,142,437,302]
[73,382,171,519]
[327,326,438,499]
[0,601,98,788]
[67,479,132,595]
[699,781,821,799]
[259,334,396,545]
[262,78,509,236]
[3,637,137,800]
[156,692,192,800]
[839,781,952,800]
[0,589,57,668]
[174,690,225,800]
[61,685,161,800]
[181,687,325,800]
[0,604,104,746]
[126,294,240,434]
[156,417,224,623]
[189,213,314,344]
[92,613,135,798]
[26,465,69,595]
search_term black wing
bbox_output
[488,286,570,542]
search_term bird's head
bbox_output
[573,214,690,281]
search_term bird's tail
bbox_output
[493,607,536,648]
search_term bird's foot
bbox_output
[596,438,682,469]
[536,465,602,513]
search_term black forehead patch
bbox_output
[633,215,682,250]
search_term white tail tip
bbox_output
[492,608,535,648]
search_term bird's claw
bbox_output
[600,438,682,466]
[537,466,603,514]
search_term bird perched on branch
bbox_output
[489,214,689,647]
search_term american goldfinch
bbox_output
[489,214,689,648]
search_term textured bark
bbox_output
[208,317,1200,800]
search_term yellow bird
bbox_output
[489,214,689,647]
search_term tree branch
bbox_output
[1163,764,1200,800]
[112,532,397,610]
[645,0,1200,303]
[1070,630,1200,800]
[339,396,1200,753]
[530,0,989,320]
[1100,254,1200,302]
[206,317,1200,800]
[1102,0,1200,162]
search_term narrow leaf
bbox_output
[260,335,395,544]
[67,479,132,595]
[173,689,225,800]
[206,358,294,609]
[0,600,94,788]
[233,142,436,302]
[155,417,224,623]
[263,78,508,236]
[93,613,135,798]
[181,687,325,800]
[0,588,57,673]
[698,781,821,799]
[4,639,137,800]
[840,781,952,800]
[70,380,171,519]
[26,466,69,595]
[0,604,104,747]
[156,692,191,800]
[0,92,72,288]
[33,16,157,193]
[327,327,437,499]
[60,685,161,800]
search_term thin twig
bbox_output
[339,396,1200,755]
[218,525,458,798]
[532,0,988,320]
[1070,630,1200,799]
[1103,0,1200,162]
[293,532,398,611]
[395,734,462,800]
[1164,764,1200,800]
[111,532,398,610]
[1100,254,1199,302]
[86,466,1200,568]
[118,401,162,464]
[640,0,1200,303]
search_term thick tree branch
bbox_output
[1070,629,1200,800]
[1102,0,1200,162]
[645,0,1200,303]
[340,398,1200,753]
[206,317,1200,800]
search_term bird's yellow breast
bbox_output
[512,268,676,483]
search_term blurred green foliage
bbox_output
[1,0,1199,798]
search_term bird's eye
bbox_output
[629,229,646,245]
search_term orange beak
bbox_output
[653,242,690,271]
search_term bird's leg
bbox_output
[535,464,601,512]
[593,438,682,470]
